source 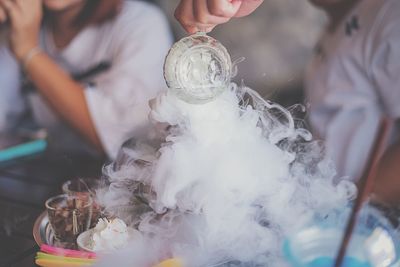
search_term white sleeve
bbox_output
[84,4,173,159]
[0,45,25,132]
[369,0,400,119]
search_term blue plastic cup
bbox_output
[283,207,400,267]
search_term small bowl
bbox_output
[283,207,400,267]
[77,227,140,253]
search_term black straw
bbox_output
[334,118,391,267]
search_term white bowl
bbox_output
[77,228,140,253]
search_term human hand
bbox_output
[0,5,6,24]
[0,0,42,61]
[175,0,264,34]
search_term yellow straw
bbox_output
[154,258,184,267]
[36,252,96,263]
[35,258,93,267]
[36,252,183,267]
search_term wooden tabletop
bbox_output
[0,147,105,267]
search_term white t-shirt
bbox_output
[306,0,400,181]
[0,0,173,159]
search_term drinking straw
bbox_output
[36,252,96,263]
[35,258,93,267]
[334,118,392,267]
[40,244,97,259]
[36,258,183,267]
[35,252,96,267]
[36,252,183,267]
[0,139,47,162]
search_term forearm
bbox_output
[234,0,264,18]
[372,141,400,206]
[0,0,103,150]
[25,52,103,152]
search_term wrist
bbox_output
[20,46,43,71]
[14,41,40,62]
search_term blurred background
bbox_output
[0,0,327,106]
[155,0,327,106]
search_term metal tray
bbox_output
[33,211,52,246]
[33,212,234,266]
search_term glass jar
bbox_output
[164,32,232,104]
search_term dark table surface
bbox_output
[0,147,105,267]
[2,141,400,267]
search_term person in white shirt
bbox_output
[0,0,173,159]
[173,0,400,206]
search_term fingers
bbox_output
[1,0,42,21]
[194,0,230,31]
[193,0,212,31]
[0,6,6,23]
[175,0,198,34]
[0,0,21,23]
[175,0,239,34]
[207,0,242,18]
[15,0,42,15]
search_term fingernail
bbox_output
[187,26,198,35]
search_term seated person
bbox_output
[0,0,173,159]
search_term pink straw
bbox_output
[41,244,97,259]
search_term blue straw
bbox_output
[0,139,47,162]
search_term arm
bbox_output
[75,4,173,159]
[0,0,103,151]
[175,0,264,34]
[0,46,25,132]
[24,53,104,151]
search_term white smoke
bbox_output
[95,83,356,267]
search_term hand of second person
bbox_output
[175,0,264,34]
[175,0,242,34]
[0,0,42,62]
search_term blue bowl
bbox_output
[283,207,400,267]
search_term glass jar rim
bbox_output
[61,178,99,193]
[45,194,93,211]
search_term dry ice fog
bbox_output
[92,71,358,267]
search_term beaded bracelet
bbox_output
[22,46,42,71]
